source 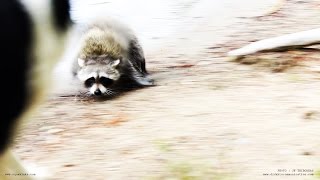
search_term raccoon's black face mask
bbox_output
[77,58,121,96]
[84,76,114,96]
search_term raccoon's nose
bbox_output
[94,89,102,96]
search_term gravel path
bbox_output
[13,0,320,179]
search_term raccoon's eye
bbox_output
[84,77,95,87]
[100,77,113,87]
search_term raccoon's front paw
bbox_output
[137,76,155,86]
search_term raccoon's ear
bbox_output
[78,58,85,67]
[111,59,121,67]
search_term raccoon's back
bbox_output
[78,17,138,59]
[79,27,123,59]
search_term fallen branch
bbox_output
[228,28,320,57]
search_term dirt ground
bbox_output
[13,0,320,179]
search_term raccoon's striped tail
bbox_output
[228,28,320,57]
[0,0,71,179]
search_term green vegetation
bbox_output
[166,161,230,180]
[150,139,232,180]
[315,169,320,179]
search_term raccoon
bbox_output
[73,18,154,97]
[0,0,71,178]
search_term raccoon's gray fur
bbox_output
[72,17,153,96]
